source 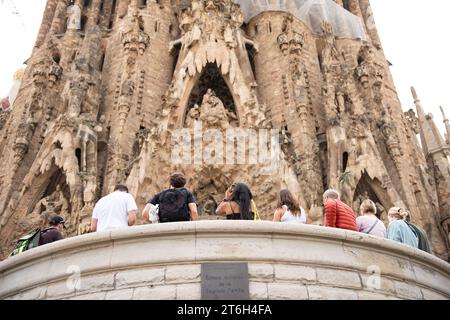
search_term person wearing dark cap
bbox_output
[39,216,65,246]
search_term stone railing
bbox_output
[0,221,449,300]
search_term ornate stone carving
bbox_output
[121,12,150,58]
[48,60,63,88]
[198,89,230,130]
[32,185,69,222]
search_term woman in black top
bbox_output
[216,183,254,220]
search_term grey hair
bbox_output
[323,189,340,200]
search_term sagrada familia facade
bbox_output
[0,0,449,261]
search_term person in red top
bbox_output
[323,189,358,231]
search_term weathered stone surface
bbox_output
[176,283,201,300]
[115,268,165,288]
[267,283,308,300]
[69,291,107,300]
[274,264,316,283]
[105,289,134,300]
[133,285,177,300]
[0,223,449,300]
[357,291,400,300]
[0,0,447,266]
[248,263,274,280]
[46,281,75,299]
[394,281,424,300]
[316,268,362,289]
[421,288,448,300]
[249,282,268,300]
[307,286,358,300]
[77,273,115,294]
[165,265,200,283]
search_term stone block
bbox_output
[47,245,113,281]
[115,267,165,288]
[133,285,176,300]
[267,283,308,300]
[46,281,75,299]
[110,236,196,268]
[105,289,134,300]
[176,283,201,300]
[421,288,448,300]
[76,273,115,294]
[69,292,107,300]
[394,281,423,300]
[4,286,46,300]
[360,274,396,295]
[307,286,358,300]
[165,265,200,283]
[0,257,52,298]
[274,265,316,283]
[249,282,268,300]
[411,263,450,296]
[316,268,361,289]
[248,264,274,280]
[357,291,400,300]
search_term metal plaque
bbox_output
[201,263,250,300]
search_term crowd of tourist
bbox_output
[34,172,432,255]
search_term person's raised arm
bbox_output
[215,201,229,216]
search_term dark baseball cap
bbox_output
[49,216,66,228]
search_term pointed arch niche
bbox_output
[183,63,238,127]
[352,171,393,220]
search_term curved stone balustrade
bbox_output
[0,221,449,300]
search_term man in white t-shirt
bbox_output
[91,185,138,232]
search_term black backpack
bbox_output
[158,188,190,223]
[406,221,431,253]
[10,228,41,257]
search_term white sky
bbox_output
[0,0,448,135]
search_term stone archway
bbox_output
[352,171,393,221]
[184,63,239,128]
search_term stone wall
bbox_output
[0,221,448,300]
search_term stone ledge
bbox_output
[0,221,448,300]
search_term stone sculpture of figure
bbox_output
[199,89,229,130]
[33,185,69,221]
[186,104,200,128]
[378,110,394,139]
[66,3,81,31]
[321,21,339,73]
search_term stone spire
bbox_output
[411,87,448,158]
[440,106,450,145]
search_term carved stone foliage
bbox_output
[277,15,305,56]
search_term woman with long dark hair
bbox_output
[216,183,254,220]
[273,189,307,224]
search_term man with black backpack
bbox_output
[143,172,198,223]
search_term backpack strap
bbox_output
[363,219,380,234]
